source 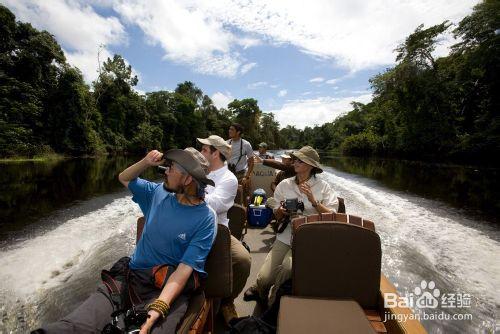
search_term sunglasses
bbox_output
[157,162,187,175]
[293,158,305,164]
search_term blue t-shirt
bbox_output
[128,178,216,276]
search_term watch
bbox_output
[312,200,320,207]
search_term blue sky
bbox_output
[4,0,478,129]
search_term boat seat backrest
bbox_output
[337,197,346,213]
[136,218,232,299]
[136,216,145,243]
[235,185,244,206]
[202,224,233,298]
[291,213,375,233]
[291,216,381,309]
[228,204,246,240]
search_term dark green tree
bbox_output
[228,98,262,145]
[259,113,281,148]
[93,54,144,152]
[46,65,104,154]
[0,5,66,157]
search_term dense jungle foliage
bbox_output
[0,1,498,164]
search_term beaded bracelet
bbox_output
[147,304,168,318]
[147,299,170,318]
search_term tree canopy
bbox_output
[0,2,497,165]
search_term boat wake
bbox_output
[0,169,498,333]
[321,167,500,333]
[0,196,140,332]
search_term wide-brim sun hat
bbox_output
[290,146,323,173]
[196,135,232,160]
[164,148,215,186]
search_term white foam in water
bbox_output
[0,196,141,298]
[1,169,498,332]
[320,168,500,330]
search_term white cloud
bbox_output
[278,89,288,97]
[269,84,279,89]
[269,93,373,129]
[4,0,478,80]
[326,78,339,85]
[3,0,127,83]
[237,37,262,49]
[211,91,234,109]
[247,81,268,89]
[113,0,260,77]
[240,62,257,75]
[309,77,325,83]
[195,0,478,72]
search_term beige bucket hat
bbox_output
[164,148,214,186]
[196,135,232,160]
[290,146,323,173]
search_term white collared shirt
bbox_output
[205,164,238,227]
[272,176,338,246]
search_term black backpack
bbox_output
[229,279,292,334]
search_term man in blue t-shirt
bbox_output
[39,148,216,334]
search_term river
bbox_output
[0,155,498,333]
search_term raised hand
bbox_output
[144,150,165,167]
[298,183,315,203]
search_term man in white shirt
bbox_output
[227,123,254,203]
[197,135,252,325]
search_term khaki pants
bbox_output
[234,170,251,204]
[224,235,252,303]
[253,239,292,305]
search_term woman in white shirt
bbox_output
[244,146,338,305]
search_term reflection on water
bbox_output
[0,157,157,242]
[320,155,499,224]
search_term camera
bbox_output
[275,198,304,234]
[102,308,148,334]
[157,165,168,175]
[283,198,304,213]
[157,160,173,175]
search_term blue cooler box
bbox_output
[248,204,273,227]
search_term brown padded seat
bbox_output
[176,224,232,333]
[292,222,381,309]
[176,290,207,334]
[278,297,375,334]
[228,204,246,240]
[202,224,232,298]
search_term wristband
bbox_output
[147,299,170,318]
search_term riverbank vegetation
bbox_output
[0,1,497,164]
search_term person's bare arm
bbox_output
[139,263,193,334]
[245,156,254,179]
[118,150,164,187]
[263,159,286,170]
